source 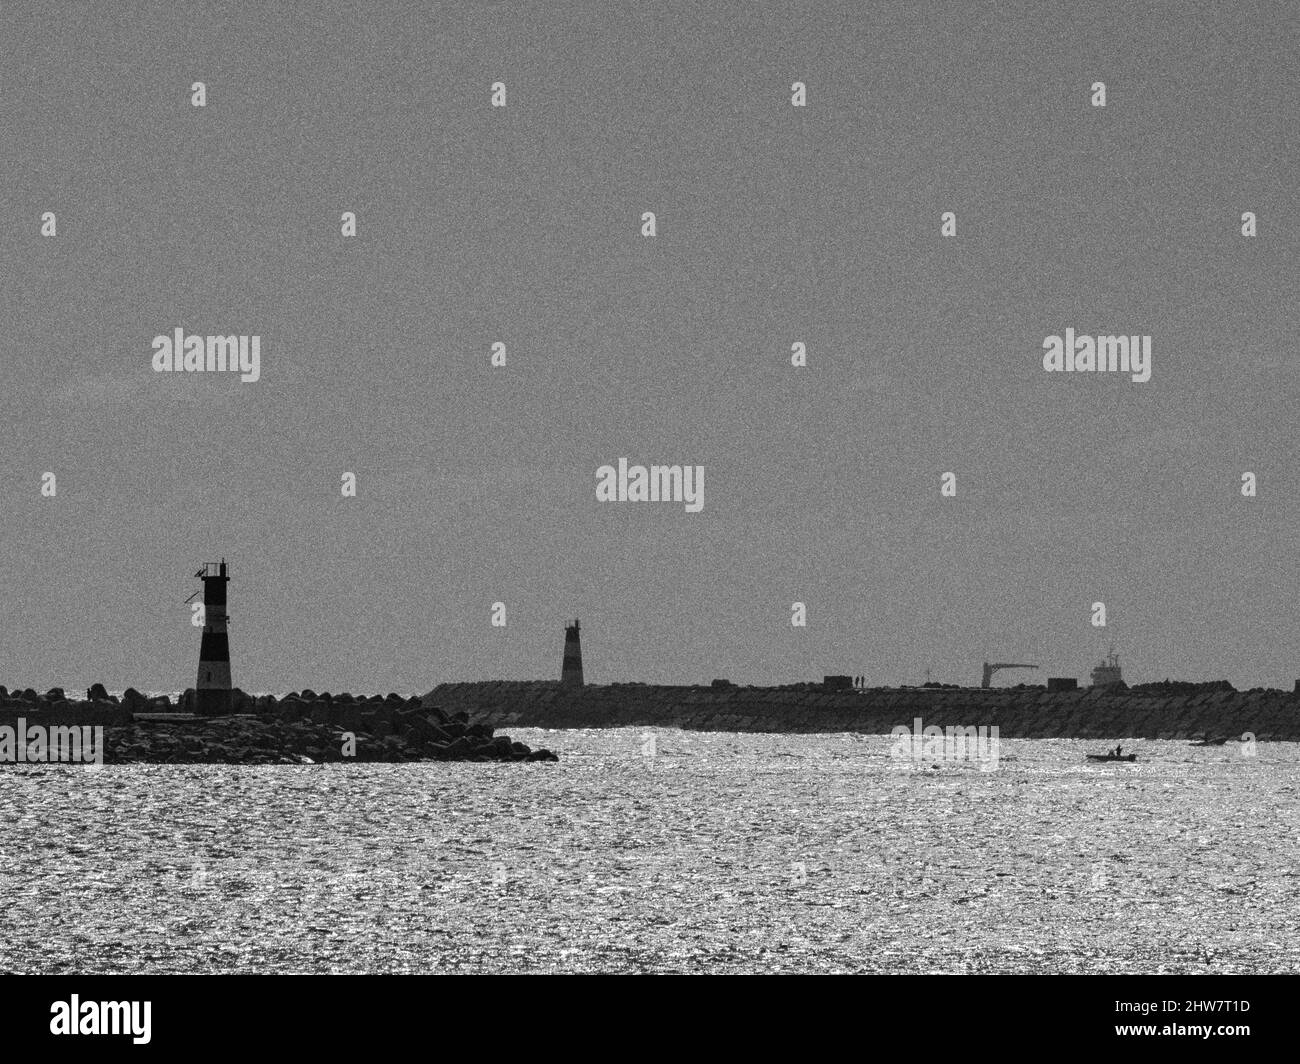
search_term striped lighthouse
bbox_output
[195,560,232,715]
[561,619,584,686]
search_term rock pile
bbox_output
[0,684,558,764]
[103,712,558,765]
[0,685,134,724]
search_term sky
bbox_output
[0,0,1296,694]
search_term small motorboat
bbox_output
[1190,737,1228,746]
[1086,752,1137,763]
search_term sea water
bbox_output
[2,731,1296,973]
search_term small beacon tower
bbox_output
[195,560,232,715]
[561,619,584,686]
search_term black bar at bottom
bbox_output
[0,974,1288,1053]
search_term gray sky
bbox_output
[1,0,1296,694]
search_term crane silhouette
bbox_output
[982,662,1039,688]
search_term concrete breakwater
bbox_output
[423,681,1300,741]
[0,685,558,764]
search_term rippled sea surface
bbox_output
[2,730,1297,973]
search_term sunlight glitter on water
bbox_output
[2,731,1297,973]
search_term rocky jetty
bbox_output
[422,680,1300,741]
[0,685,558,765]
